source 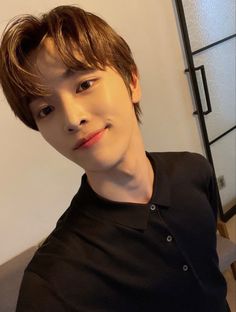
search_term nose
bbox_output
[66,118,87,133]
[60,94,88,133]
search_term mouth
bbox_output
[73,126,108,150]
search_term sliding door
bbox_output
[175,0,236,221]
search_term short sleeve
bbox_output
[16,271,68,312]
[191,152,219,222]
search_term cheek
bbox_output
[91,81,133,118]
[39,125,63,151]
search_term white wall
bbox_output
[0,0,204,265]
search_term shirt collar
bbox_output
[72,152,171,230]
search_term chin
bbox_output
[75,147,125,173]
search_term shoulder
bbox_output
[151,150,209,167]
[19,224,81,303]
[24,204,97,283]
[150,151,213,183]
[25,227,71,276]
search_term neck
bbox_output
[86,138,154,204]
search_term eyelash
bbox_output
[37,106,54,119]
[76,79,95,93]
[36,79,95,119]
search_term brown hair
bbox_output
[0,5,142,131]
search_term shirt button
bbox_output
[183,264,189,272]
[150,204,156,211]
[166,235,173,243]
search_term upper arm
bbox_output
[206,165,219,221]
[191,152,219,221]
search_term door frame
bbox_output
[174,0,236,221]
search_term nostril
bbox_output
[66,118,88,133]
[80,119,87,125]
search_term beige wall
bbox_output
[0,0,214,265]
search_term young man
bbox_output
[0,5,229,312]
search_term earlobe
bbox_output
[130,73,142,103]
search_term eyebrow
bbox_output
[61,68,77,78]
[61,67,96,79]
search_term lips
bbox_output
[73,127,107,150]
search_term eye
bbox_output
[38,105,54,119]
[76,80,94,93]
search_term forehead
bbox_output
[28,37,71,82]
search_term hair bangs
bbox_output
[0,5,142,131]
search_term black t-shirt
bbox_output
[16,151,228,311]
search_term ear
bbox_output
[129,72,142,103]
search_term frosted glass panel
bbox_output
[211,131,236,214]
[182,0,236,51]
[179,0,236,218]
[193,38,236,140]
